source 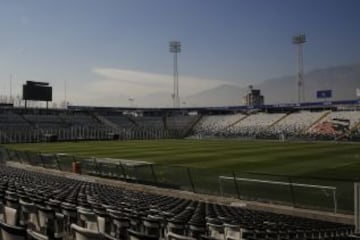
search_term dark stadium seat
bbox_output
[348,235,360,239]
[103,232,118,240]
[206,221,224,240]
[142,216,162,237]
[223,223,241,240]
[61,202,77,234]
[71,223,104,240]
[127,228,158,240]
[166,219,187,236]
[4,206,19,226]
[37,205,65,238]
[77,207,99,231]
[107,209,131,238]
[19,198,39,229]
[27,228,65,240]
[0,220,27,240]
[167,231,197,240]
[0,166,354,240]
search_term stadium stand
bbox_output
[225,112,287,137]
[0,111,31,130]
[100,114,136,129]
[0,105,360,239]
[166,115,200,137]
[133,116,165,129]
[23,113,66,129]
[308,111,360,139]
[0,106,359,143]
[268,111,327,137]
[60,112,102,128]
[0,166,354,240]
[325,111,360,129]
[193,114,245,136]
[166,115,199,131]
[192,110,360,140]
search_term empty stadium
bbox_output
[2,1,360,240]
[1,101,360,239]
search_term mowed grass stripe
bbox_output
[6,140,339,154]
[173,143,358,170]
[5,140,360,179]
[7,140,359,159]
[5,141,358,161]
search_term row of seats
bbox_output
[270,111,327,136]
[308,111,360,138]
[0,111,199,143]
[0,112,31,129]
[0,112,104,131]
[23,114,66,129]
[194,114,245,136]
[166,116,199,133]
[132,117,165,129]
[0,166,354,240]
[1,110,359,142]
[193,111,360,139]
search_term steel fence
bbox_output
[0,147,355,214]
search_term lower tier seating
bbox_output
[0,166,354,240]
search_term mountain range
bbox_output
[137,63,360,107]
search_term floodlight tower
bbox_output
[169,41,181,108]
[292,33,306,103]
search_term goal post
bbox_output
[219,175,337,213]
[354,182,360,234]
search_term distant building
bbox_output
[244,86,264,106]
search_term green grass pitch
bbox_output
[5,139,360,179]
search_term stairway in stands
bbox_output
[92,112,119,129]
[304,110,331,133]
[183,115,203,137]
[269,112,290,127]
[222,114,249,132]
[352,121,360,131]
[18,112,35,128]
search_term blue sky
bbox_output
[0,0,360,106]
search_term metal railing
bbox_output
[219,175,338,213]
[0,147,355,214]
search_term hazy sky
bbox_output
[1,0,360,106]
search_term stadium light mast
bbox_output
[169,41,181,108]
[128,97,135,108]
[292,33,306,103]
[9,74,13,104]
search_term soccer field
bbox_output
[5,139,360,179]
